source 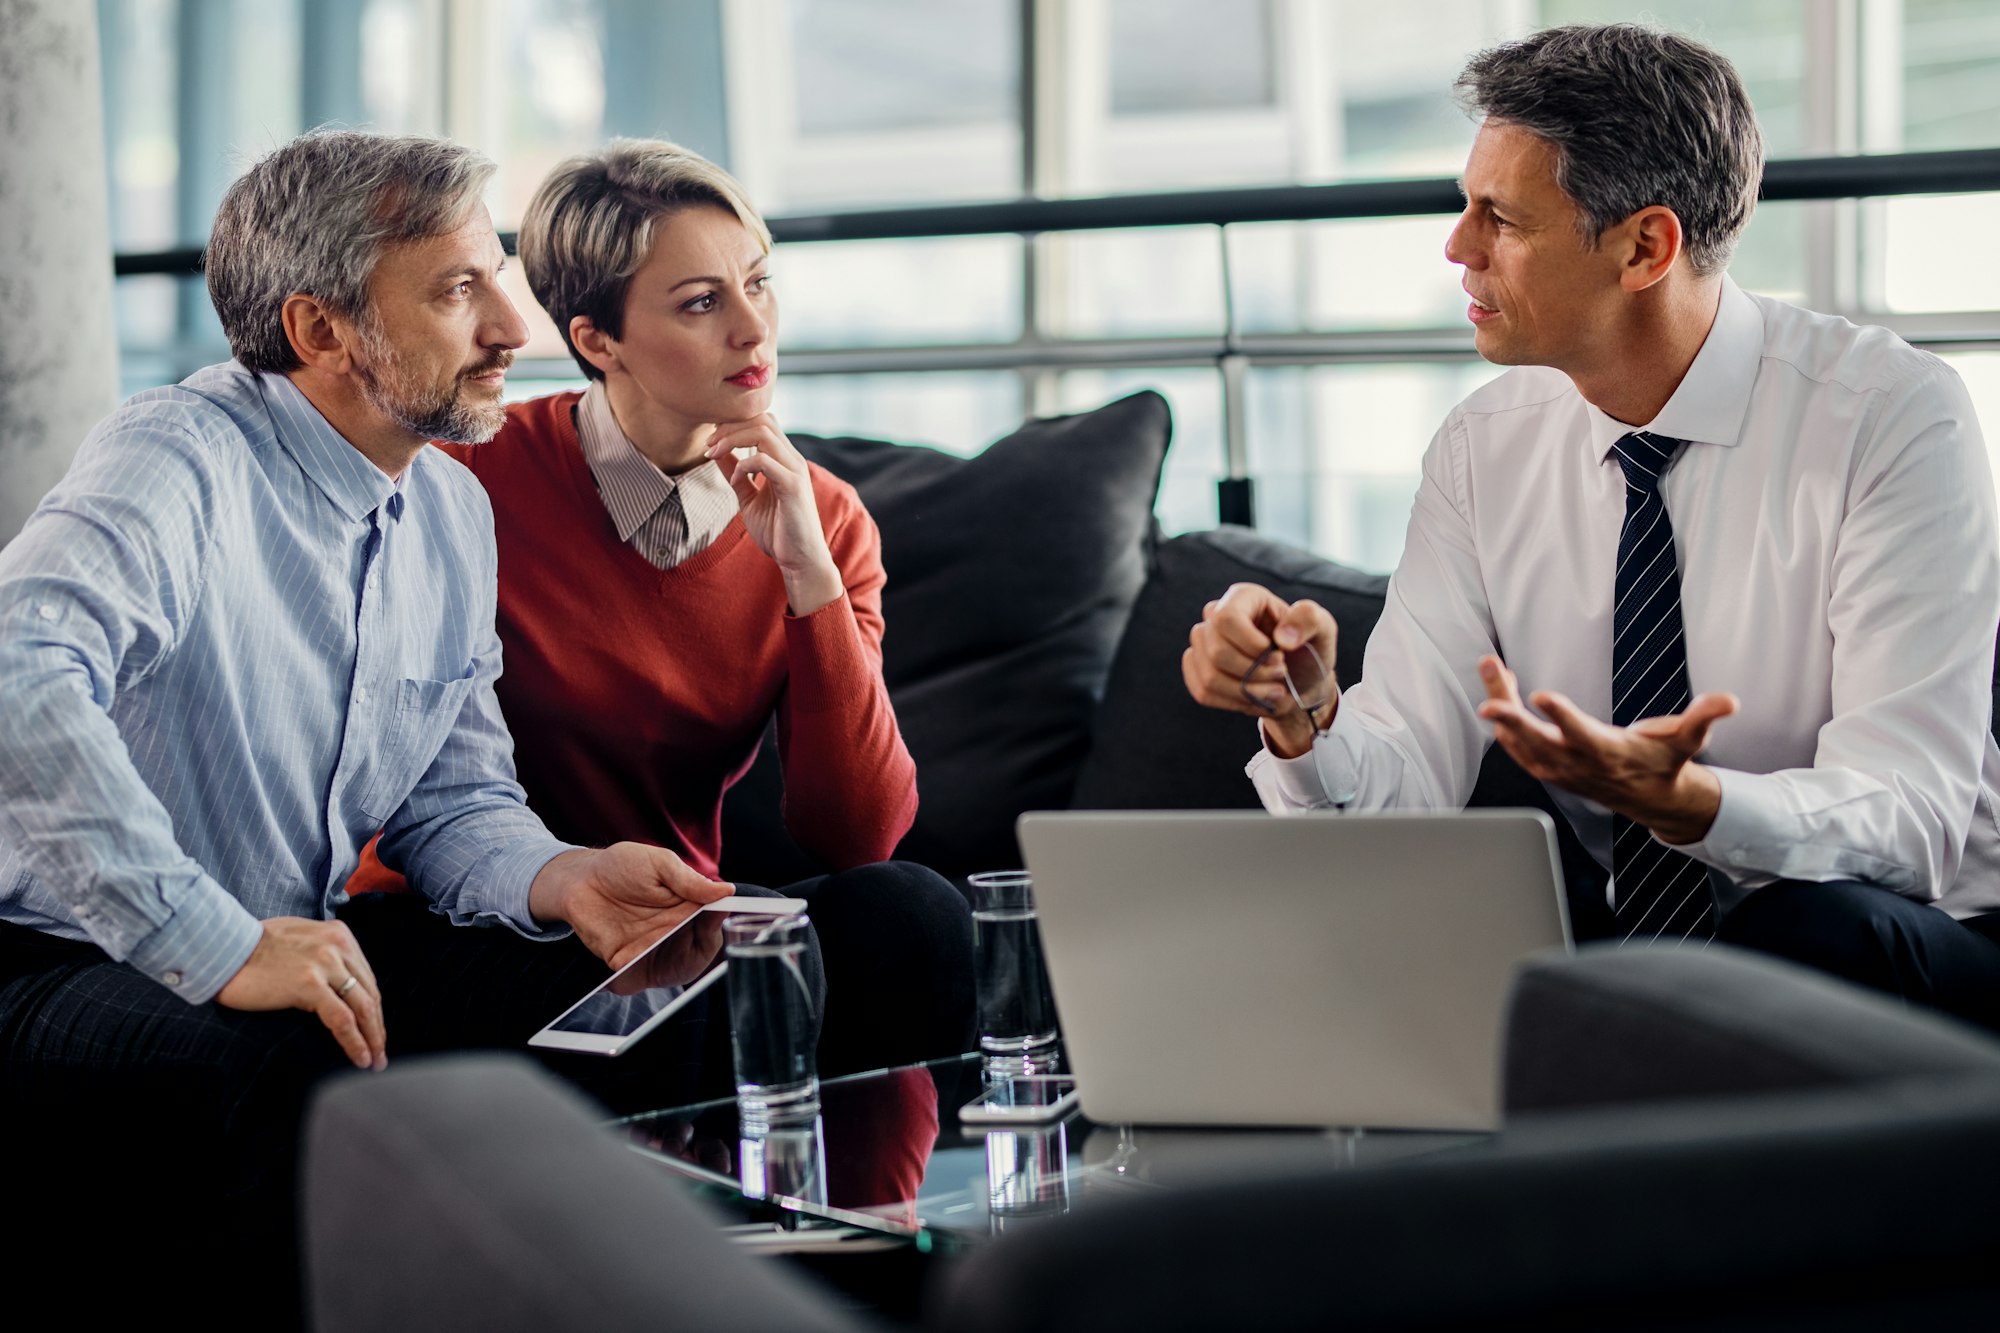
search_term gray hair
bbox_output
[205,130,497,374]
[519,138,771,381]
[1454,23,1763,278]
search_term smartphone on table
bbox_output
[958,1074,1080,1125]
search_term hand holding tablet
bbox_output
[529,896,807,1056]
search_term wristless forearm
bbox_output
[1261,693,1338,760]
[527,848,592,927]
[779,556,844,618]
[1636,764,1723,846]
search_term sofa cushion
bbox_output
[718,391,1172,884]
[306,1057,870,1333]
[1504,943,2000,1114]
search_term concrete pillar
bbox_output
[0,0,119,544]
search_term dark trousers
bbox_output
[1716,878,2000,1031]
[0,859,971,1328]
[782,860,976,1075]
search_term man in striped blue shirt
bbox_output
[0,131,744,1318]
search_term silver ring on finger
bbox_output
[336,974,359,998]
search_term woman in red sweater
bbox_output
[353,139,971,1075]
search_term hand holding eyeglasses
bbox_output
[1181,582,1342,759]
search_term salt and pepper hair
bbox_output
[205,130,497,374]
[519,138,772,382]
[1455,23,1764,278]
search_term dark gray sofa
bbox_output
[726,392,2000,942]
[304,944,2000,1332]
[723,392,1613,934]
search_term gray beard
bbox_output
[354,324,506,444]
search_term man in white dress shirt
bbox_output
[1183,23,2000,1025]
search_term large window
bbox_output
[101,0,2000,569]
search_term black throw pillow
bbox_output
[717,391,1173,884]
[1069,525,1388,811]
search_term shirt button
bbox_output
[163,970,183,986]
[73,904,92,920]
[354,687,369,704]
[37,603,57,620]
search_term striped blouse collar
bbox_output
[573,380,736,546]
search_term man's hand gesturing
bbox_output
[529,842,734,970]
[1474,654,1737,844]
[1182,582,1341,758]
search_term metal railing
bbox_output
[112,147,2000,275]
[112,146,2000,525]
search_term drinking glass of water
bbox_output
[966,871,1060,1075]
[739,1116,829,1223]
[985,1121,1073,1228]
[725,913,820,1131]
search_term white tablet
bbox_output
[528,895,807,1056]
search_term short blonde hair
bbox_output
[519,138,771,381]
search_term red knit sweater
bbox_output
[349,392,916,891]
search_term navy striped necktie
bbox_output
[1610,431,1716,944]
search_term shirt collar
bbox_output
[257,369,402,522]
[1585,273,1764,460]
[575,380,731,543]
[385,462,410,522]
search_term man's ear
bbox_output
[281,293,357,374]
[570,315,621,378]
[1617,205,1685,293]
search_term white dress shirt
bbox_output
[1250,276,2000,921]
[574,380,738,570]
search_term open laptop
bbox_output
[1015,809,1571,1133]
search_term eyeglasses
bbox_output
[1239,640,1335,731]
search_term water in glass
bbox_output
[967,871,1059,1072]
[726,913,820,1130]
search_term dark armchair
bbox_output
[304,944,2000,1332]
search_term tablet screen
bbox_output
[544,909,731,1040]
[530,896,809,1054]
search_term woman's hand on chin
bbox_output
[705,413,845,615]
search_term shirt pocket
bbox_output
[355,669,478,823]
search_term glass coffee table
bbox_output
[613,1052,1487,1258]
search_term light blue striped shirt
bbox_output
[0,362,576,1003]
